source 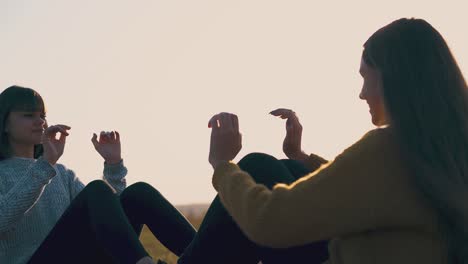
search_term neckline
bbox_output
[10,156,36,161]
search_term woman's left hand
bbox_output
[92,131,122,165]
[208,112,242,169]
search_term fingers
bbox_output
[46,125,70,134]
[95,131,120,144]
[270,108,286,116]
[45,125,71,138]
[220,113,233,130]
[53,124,71,130]
[270,108,296,119]
[208,112,239,131]
[58,131,67,142]
[91,133,99,148]
[270,108,302,134]
[208,116,219,129]
[232,114,239,131]
[100,131,107,143]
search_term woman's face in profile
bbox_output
[359,57,388,126]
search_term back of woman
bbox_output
[324,128,447,264]
[361,18,468,264]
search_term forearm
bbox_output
[212,161,318,248]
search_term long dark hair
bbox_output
[364,18,468,263]
[0,86,46,160]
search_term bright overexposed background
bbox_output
[1,0,466,204]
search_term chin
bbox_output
[372,119,388,127]
[32,137,43,145]
[371,115,384,127]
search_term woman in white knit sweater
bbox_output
[0,85,190,264]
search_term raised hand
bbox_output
[42,125,70,165]
[270,108,308,161]
[208,112,242,169]
[91,131,122,165]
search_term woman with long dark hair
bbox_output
[203,18,468,263]
[130,17,466,264]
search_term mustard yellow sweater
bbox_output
[212,128,447,264]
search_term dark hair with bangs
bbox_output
[363,18,468,263]
[0,85,46,160]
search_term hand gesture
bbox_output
[91,131,122,165]
[270,108,307,161]
[208,112,242,169]
[42,125,70,165]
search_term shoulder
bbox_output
[356,126,396,150]
[54,163,77,179]
[337,127,398,164]
[361,126,394,142]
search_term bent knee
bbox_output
[80,180,114,198]
[239,152,278,167]
[121,182,162,201]
[125,182,159,194]
[83,180,114,195]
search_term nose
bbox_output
[359,89,365,100]
[35,116,46,127]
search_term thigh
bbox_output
[179,196,260,264]
[280,159,313,180]
[120,182,196,256]
[237,153,297,187]
[239,156,328,263]
[259,240,329,264]
[180,153,299,264]
[28,187,113,264]
[261,160,328,263]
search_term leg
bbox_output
[179,153,328,264]
[178,153,298,264]
[28,180,149,264]
[258,159,329,264]
[279,159,313,180]
[120,182,197,256]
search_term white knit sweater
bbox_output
[0,157,127,264]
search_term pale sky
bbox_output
[1,0,467,205]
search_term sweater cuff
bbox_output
[104,159,127,179]
[212,161,242,191]
[304,153,328,172]
[33,157,57,184]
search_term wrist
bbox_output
[288,151,309,162]
[105,158,122,165]
[43,155,57,166]
[211,159,229,170]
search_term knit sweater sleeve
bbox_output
[303,153,329,172]
[212,129,387,248]
[64,160,128,200]
[102,160,127,195]
[56,165,85,201]
[0,158,57,233]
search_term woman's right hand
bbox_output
[41,125,70,165]
[208,112,242,169]
[270,108,308,161]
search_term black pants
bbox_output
[29,153,328,264]
[28,181,196,264]
[178,153,329,264]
